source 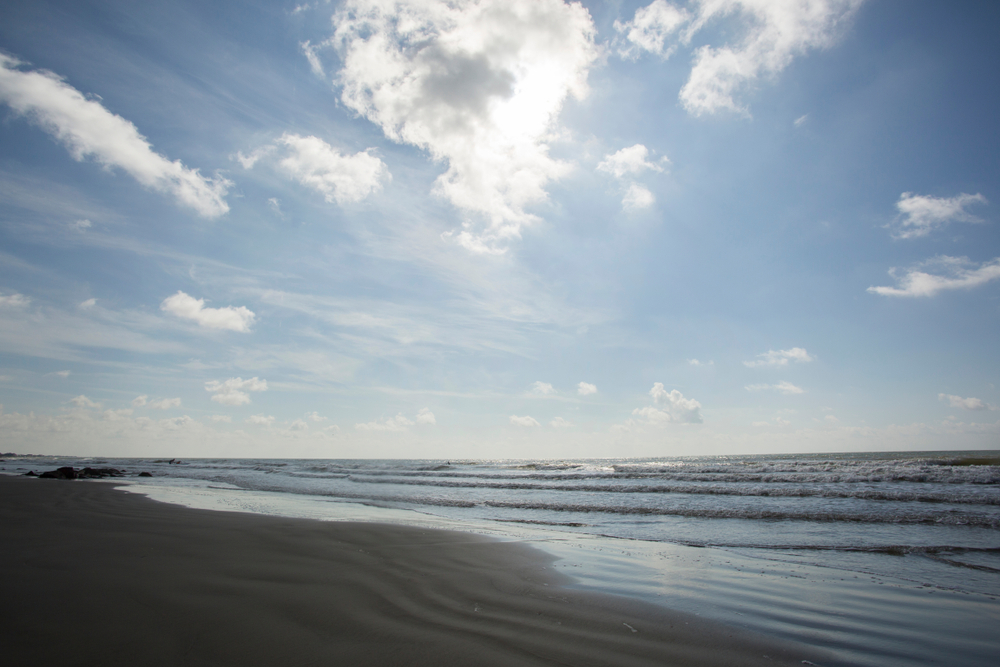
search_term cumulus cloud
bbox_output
[744,347,813,368]
[597,144,665,210]
[70,219,92,232]
[0,292,30,308]
[510,415,541,427]
[0,54,230,217]
[69,395,101,408]
[79,298,97,309]
[597,144,665,179]
[531,381,555,395]
[622,183,655,210]
[328,0,600,250]
[415,408,437,425]
[148,397,181,410]
[550,416,572,427]
[306,411,327,422]
[246,414,275,426]
[273,134,389,205]
[290,419,309,431]
[205,377,268,406]
[577,382,597,396]
[631,383,703,424]
[356,408,435,431]
[891,192,987,239]
[746,381,805,394]
[688,359,713,366]
[132,395,148,407]
[103,408,133,421]
[356,413,413,431]
[210,415,232,423]
[161,291,256,332]
[868,256,1000,298]
[614,0,690,60]
[939,394,996,411]
[615,1,863,116]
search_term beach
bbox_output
[0,476,826,667]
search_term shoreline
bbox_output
[0,476,827,666]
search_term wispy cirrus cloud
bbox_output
[868,256,1000,297]
[744,347,813,368]
[892,192,987,239]
[0,54,230,217]
[746,381,805,395]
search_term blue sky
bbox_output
[1,0,997,458]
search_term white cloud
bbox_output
[794,114,808,127]
[598,144,665,210]
[70,219,92,232]
[356,413,414,431]
[892,192,987,239]
[79,298,97,309]
[246,414,275,426]
[148,397,181,410]
[550,416,572,427]
[0,54,230,217]
[205,377,268,406]
[49,370,71,378]
[868,256,1000,298]
[273,134,390,205]
[0,292,30,308]
[510,415,541,427]
[614,0,690,60]
[103,408,133,421]
[631,383,703,424]
[688,358,713,366]
[290,419,309,431]
[210,415,232,423]
[132,395,148,407]
[301,40,325,77]
[597,144,665,179]
[161,291,256,332]
[744,347,813,368]
[531,381,555,395]
[615,1,863,116]
[69,395,101,408]
[746,381,805,394]
[306,411,327,422]
[577,381,597,396]
[622,183,656,210]
[415,408,437,425]
[330,0,600,250]
[774,417,792,426]
[939,394,995,411]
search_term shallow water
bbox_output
[3,451,998,666]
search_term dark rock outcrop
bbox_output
[138,472,153,477]
[37,467,126,480]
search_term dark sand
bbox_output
[1,477,828,666]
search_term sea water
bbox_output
[3,451,998,666]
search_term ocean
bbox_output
[3,450,998,666]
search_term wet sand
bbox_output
[1,476,828,666]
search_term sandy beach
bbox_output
[0,476,831,666]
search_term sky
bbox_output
[0,0,998,459]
